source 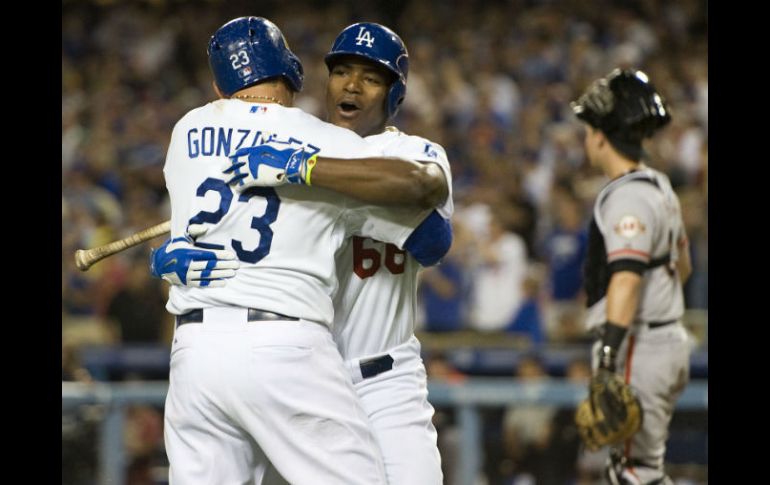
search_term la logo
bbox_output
[355,27,375,47]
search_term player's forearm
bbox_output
[311,156,448,208]
[676,237,692,283]
[605,271,642,327]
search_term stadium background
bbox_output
[62,0,707,483]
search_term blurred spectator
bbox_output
[106,256,168,345]
[62,404,100,485]
[463,205,529,332]
[544,184,588,301]
[498,356,602,485]
[505,264,546,347]
[542,182,589,341]
[550,359,603,485]
[500,354,556,484]
[62,0,707,363]
[426,351,467,385]
[426,352,466,485]
[419,219,473,332]
[679,187,708,309]
[62,1,706,482]
[419,261,467,332]
[62,341,99,484]
[62,341,93,383]
[123,405,166,485]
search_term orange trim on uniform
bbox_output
[624,335,636,463]
[608,248,650,260]
[624,335,635,384]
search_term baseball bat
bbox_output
[74,220,171,271]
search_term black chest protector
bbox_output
[583,174,673,307]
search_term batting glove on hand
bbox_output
[150,226,239,288]
[223,144,318,190]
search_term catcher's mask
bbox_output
[571,69,671,159]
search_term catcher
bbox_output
[571,69,693,485]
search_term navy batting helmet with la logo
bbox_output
[325,22,409,119]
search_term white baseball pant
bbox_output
[164,307,387,485]
[345,336,443,485]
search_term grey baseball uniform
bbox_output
[583,166,691,483]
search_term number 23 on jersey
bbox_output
[188,177,280,264]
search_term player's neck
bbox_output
[232,94,285,105]
[366,121,388,137]
[231,84,293,107]
[604,156,639,180]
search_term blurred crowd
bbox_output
[62,0,707,355]
[62,1,707,483]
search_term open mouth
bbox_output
[339,102,360,113]
[337,101,361,116]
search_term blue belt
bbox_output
[359,354,394,379]
[176,308,298,327]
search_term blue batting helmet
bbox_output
[207,17,304,97]
[325,22,409,118]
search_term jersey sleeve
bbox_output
[341,202,433,249]
[323,135,384,159]
[383,134,454,218]
[403,210,452,266]
[600,184,658,274]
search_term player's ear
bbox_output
[595,129,607,148]
[213,81,226,99]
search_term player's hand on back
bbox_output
[150,224,239,287]
[223,144,317,190]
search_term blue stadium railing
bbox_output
[77,344,709,380]
[62,378,708,485]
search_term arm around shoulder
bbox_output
[311,156,448,209]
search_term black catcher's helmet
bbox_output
[571,69,671,144]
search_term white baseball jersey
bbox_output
[331,128,453,485]
[165,101,432,326]
[163,100,431,485]
[332,128,454,359]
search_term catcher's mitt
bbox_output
[574,368,643,450]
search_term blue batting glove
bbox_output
[150,234,239,288]
[223,144,318,190]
